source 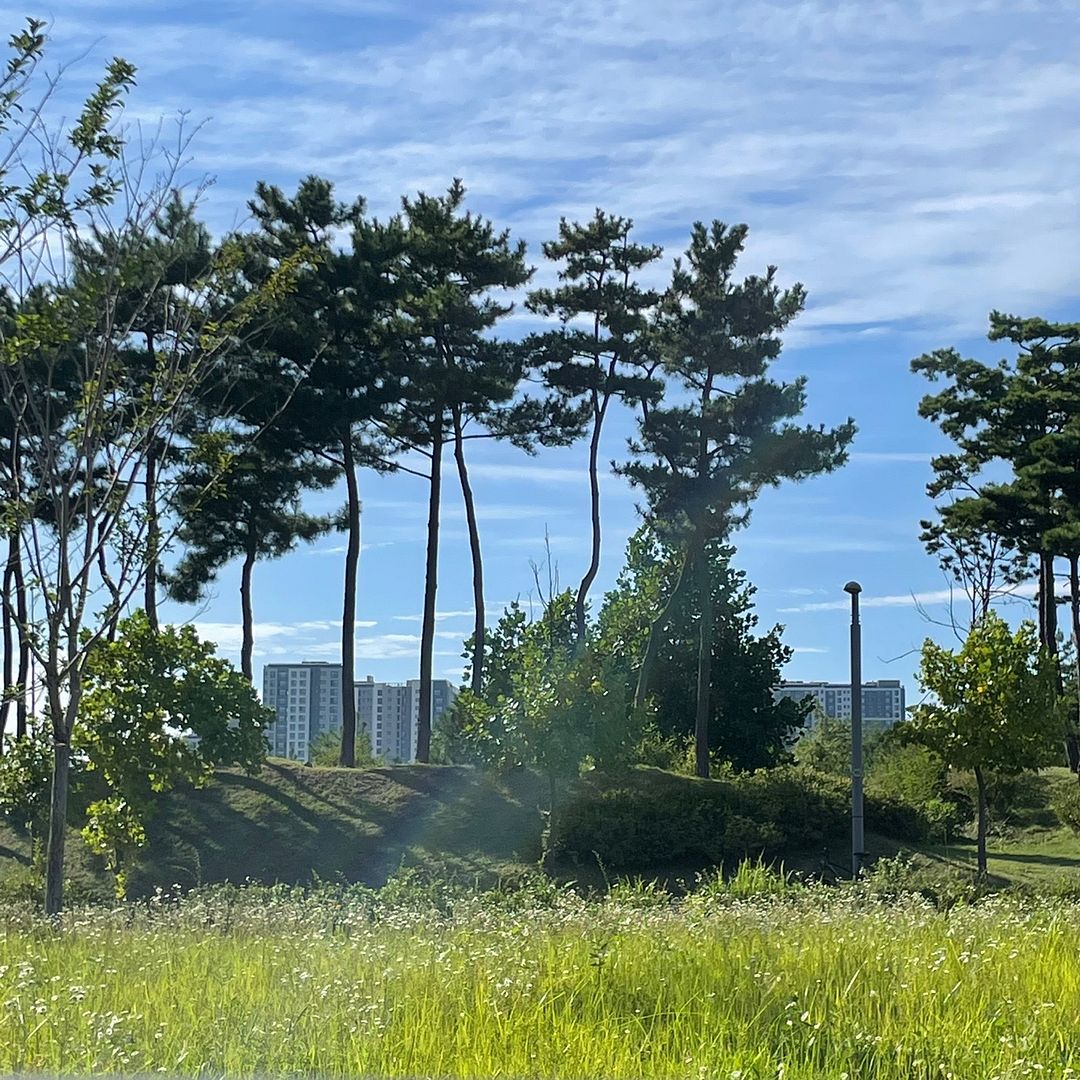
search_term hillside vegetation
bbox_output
[5,761,1080,901]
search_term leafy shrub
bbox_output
[953,769,1050,832]
[723,815,782,855]
[551,766,849,868]
[864,795,927,842]
[1052,782,1080,836]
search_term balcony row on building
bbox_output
[262,662,458,763]
[772,679,906,733]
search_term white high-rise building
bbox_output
[773,679,906,731]
[355,675,458,762]
[262,662,344,760]
[261,663,459,763]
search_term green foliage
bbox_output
[793,711,879,776]
[308,729,377,769]
[552,767,850,869]
[598,525,808,770]
[908,615,1059,775]
[449,593,640,782]
[0,725,51,835]
[1052,783,1080,837]
[75,612,271,888]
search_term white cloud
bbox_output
[791,646,830,654]
[779,582,1040,614]
[752,536,903,554]
[848,452,934,465]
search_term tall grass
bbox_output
[2,879,1079,1078]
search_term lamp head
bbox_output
[843,581,862,595]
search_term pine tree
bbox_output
[623,222,855,777]
[382,180,533,761]
[526,211,664,647]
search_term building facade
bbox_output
[262,662,345,760]
[261,663,458,763]
[773,679,906,731]
[354,675,458,762]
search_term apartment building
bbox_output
[773,679,906,731]
[354,676,458,762]
[261,662,345,760]
[261,663,458,763]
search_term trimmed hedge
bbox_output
[551,766,939,868]
[551,767,845,867]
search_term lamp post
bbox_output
[844,580,863,878]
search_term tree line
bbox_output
[5,19,1076,908]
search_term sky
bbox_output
[18,0,1080,699]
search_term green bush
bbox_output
[1052,783,1080,836]
[551,766,850,869]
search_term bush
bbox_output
[551,766,849,869]
[1052,782,1080,836]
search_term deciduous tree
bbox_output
[907,613,1058,874]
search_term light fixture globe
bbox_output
[843,581,862,595]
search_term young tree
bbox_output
[623,222,855,776]
[452,591,633,854]
[526,211,664,646]
[76,611,270,894]
[906,613,1058,874]
[0,24,302,912]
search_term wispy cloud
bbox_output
[791,646,830,654]
[779,582,1040,614]
[848,452,934,465]
[753,536,903,554]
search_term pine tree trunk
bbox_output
[416,427,444,764]
[144,443,160,632]
[13,536,27,739]
[143,332,160,631]
[574,406,605,648]
[240,536,257,683]
[694,542,712,779]
[973,764,988,877]
[1,536,14,751]
[339,434,360,768]
[634,536,697,711]
[453,411,485,695]
[1068,554,1080,775]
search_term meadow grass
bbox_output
[2,878,1080,1079]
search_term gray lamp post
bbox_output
[844,580,864,878]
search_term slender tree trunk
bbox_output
[694,542,712,779]
[44,666,78,916]
[44,736,70,915]
[143,331,160,631]
[144,443,160,632]
[1068,554,1080,775]
[339,434,360,767]
[13,539,27,739]
[973,764,988,877]
[453,411,485,694]
[574,406,605,648]
[634,535,697,711]
[416,427,444,764]
[1,536,14,751]
[240,535,257,683]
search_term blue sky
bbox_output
[24,0,1080,697]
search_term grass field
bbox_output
[3,882,1080,1079]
